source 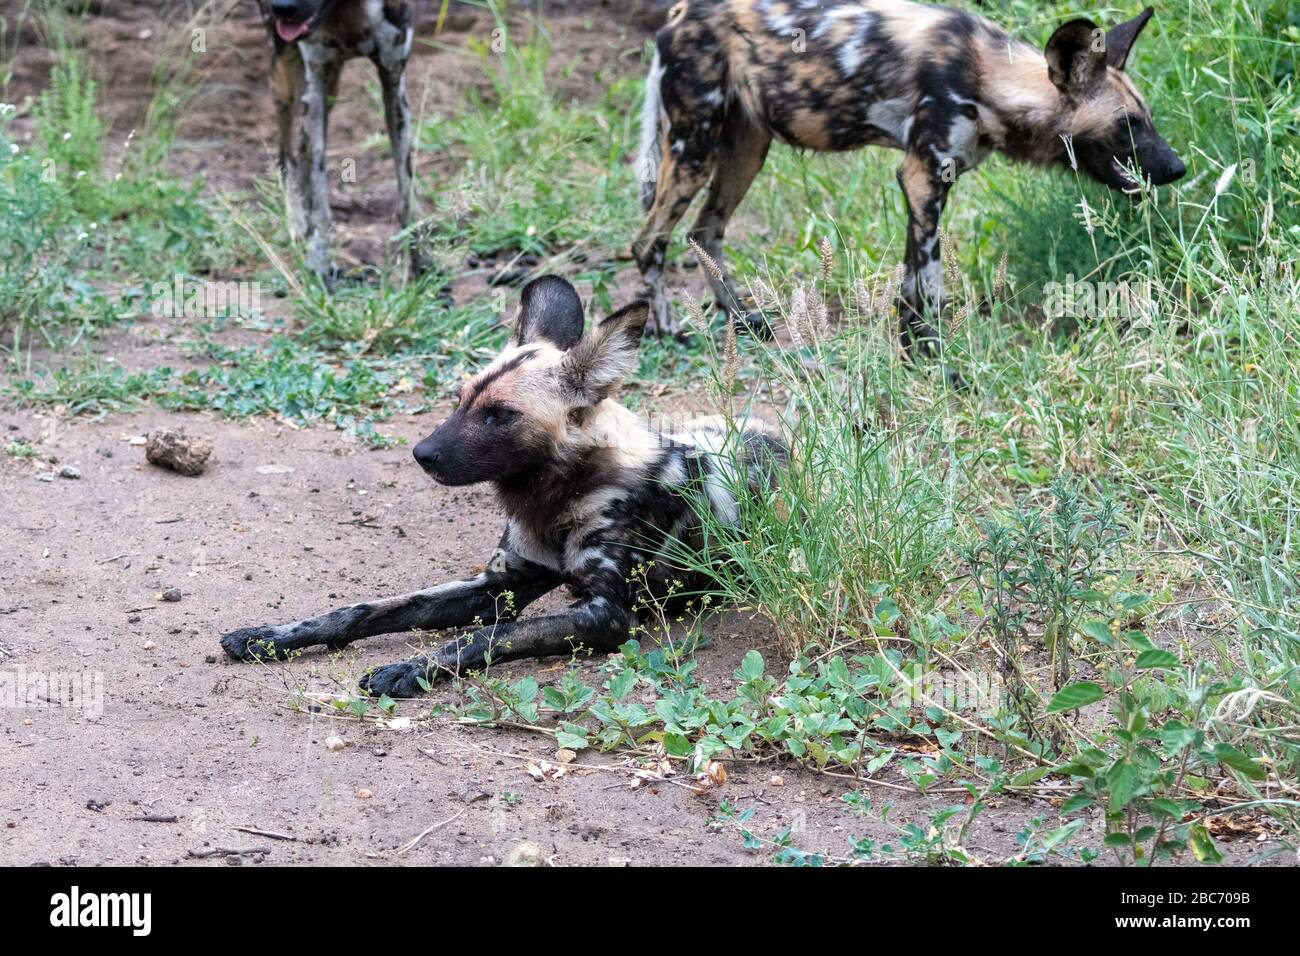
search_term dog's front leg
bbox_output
[360,594,632,697]
[895,151,952,357]
[296,50,341,280]
[220,547,561,662]
[271,43,309,243]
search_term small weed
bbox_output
[5,438,35,460]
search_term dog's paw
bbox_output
[220,627,285,662]
[359,658,434,698]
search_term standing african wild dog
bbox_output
[220,276,785,697]
[258,0,425,279]
[633,1,1185,345]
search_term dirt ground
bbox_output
[0,2,1287,866]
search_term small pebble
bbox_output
[324,736,346,752]
[58,465,81,480]
[159,587,182,602]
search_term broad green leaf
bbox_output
[1213,743,1267,780]
[1189,823,1223,863]
[736,649,765,682]
[1010,766,1051,787]
[607,668,635,701]
[1045,682,1105,713]
[555,722,588,751]
[1107,761,1142,813]
[1135,648,1181,670]
[1082,619,1116,647]
[1059,794,1093,815]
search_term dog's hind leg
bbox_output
[632,33,727,337]
[687,111,772,337]
[219,546,561,662]
[361,596,632,698]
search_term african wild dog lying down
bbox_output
[221,277,785,696]
[257,0,424,280]
[634,1,1185,345]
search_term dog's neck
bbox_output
[975,39,1073,167]
[492,400,662,525]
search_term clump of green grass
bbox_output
[5,341,405,446]
[0,112,116,351]
[424,5,644,265]
[4,0,255,356]
[6,362,177,416]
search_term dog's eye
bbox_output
[484,405,517,426]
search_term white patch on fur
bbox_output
[506,522,562,571]
[813,5,860,39]
[636,49,666,206]
[666,420,745,526]
[703,463,740,526]
[944,112,984,170]
[765,12,795,34]
[659,454,688,487]
[866,98,915,146]
[918,257,943,305]
[834,14,875,76]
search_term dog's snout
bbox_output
[1163,156,1187,184]
[413,441,441,472]
[270,0,299,14]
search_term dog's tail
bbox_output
[636,45,666,213]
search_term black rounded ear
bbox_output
[1045,18,1107,97]
[512,276,585,350]
[1105,6,1154,71]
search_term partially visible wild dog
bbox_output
[257,0,426,279]
[633,1,1185,346]
[220,276,785,696]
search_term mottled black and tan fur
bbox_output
[258,0,425,279]
[221,276,785,696]
[633,1,1185,346]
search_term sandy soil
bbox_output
[0,1,1287,866]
